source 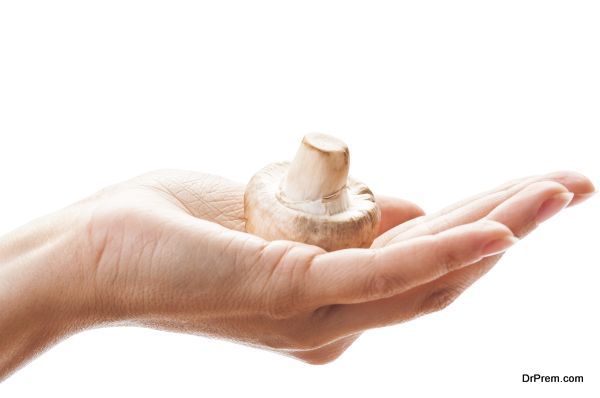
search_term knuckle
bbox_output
[424,216,452,236]
[262,244,317,320]
[434,238,463,273]
[368,270,404,299]
[440,249,463,273]
[421,286,463,314]
[365,250,409,299]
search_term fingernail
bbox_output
[481,236,519,257]
[568,191,596,207]
[535,192,574,224]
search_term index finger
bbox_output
[305,219,515,306]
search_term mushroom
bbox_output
[244,133,380,251]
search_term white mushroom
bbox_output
[244,133,380,251]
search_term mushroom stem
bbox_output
[245,132,380,250]
[281,133,351,215]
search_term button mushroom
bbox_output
[244,133,380,251]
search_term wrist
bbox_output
[0,205,99,379]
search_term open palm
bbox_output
[84,169,593,364]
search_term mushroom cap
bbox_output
[244,161,380,251]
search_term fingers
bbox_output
[434,170,591,214]
[543,171,595,206]
[374,171,593,248]
[307,220,515,305]
[315,255,498,337]
[320,181,576,334]
[484,182,573,237]
[321,252,501,336]
[406,182,576,312]
[375,195,425,236]
[436,170,592,213]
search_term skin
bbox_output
[0,169,595,380]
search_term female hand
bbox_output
[0,170,594,378]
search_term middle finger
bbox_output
[374,171,591,248]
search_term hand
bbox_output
[0,170,594,378]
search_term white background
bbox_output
[0,1,598,397]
